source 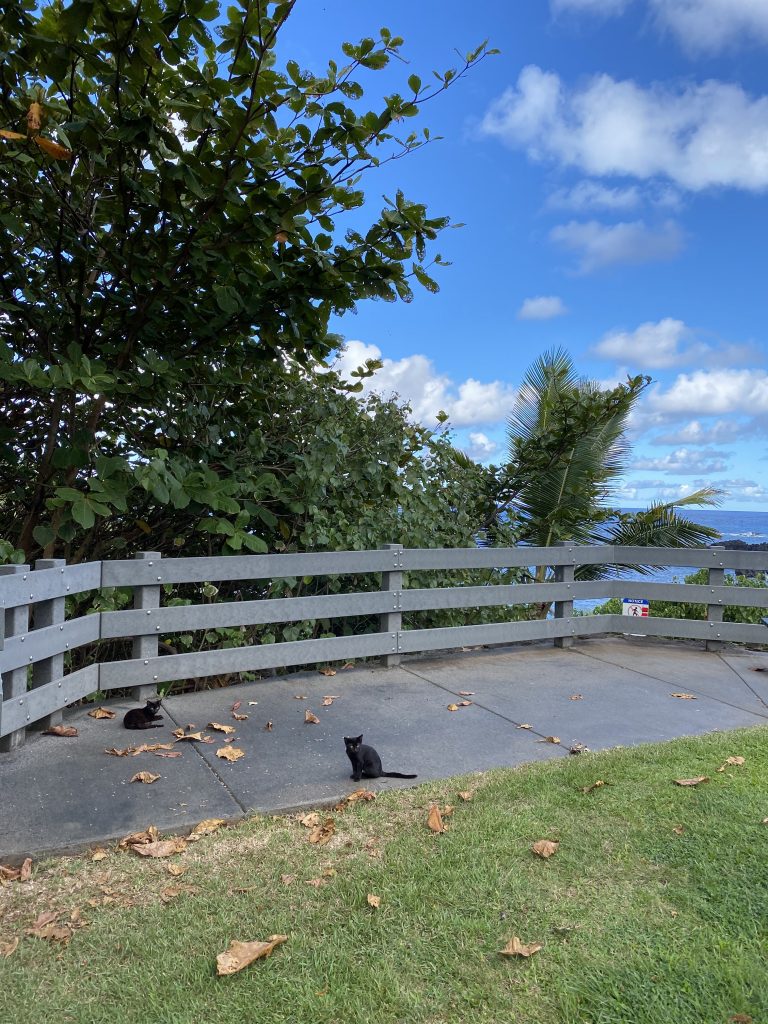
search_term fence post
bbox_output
[28,558,67,731]
[706,546,725,652]
[131,551,162,701]
[0,564,31,751]
[553,541,574,649]
[379,544,403,668]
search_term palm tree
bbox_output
[499,349,721,597]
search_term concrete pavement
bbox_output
[1,636,767,862]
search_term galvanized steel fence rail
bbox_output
[2,543,767,751]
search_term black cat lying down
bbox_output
[123,698,164,730]
[344,734,417,781]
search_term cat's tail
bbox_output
[381,772,417,779]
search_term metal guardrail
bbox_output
[2,544,767,750]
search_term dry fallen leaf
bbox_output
[231,701,242,712]
[167,863,186,877]
[216,745,245,763]
[517,723,532,730]
[458,690,474,696]
[427,804,446,833]
[88,707,116,719]
[293,694,306,700]
[105,742,176,757]
[19,857,32,882]
[26,911,74,946]
[280,873,296,885]
[187,818,226,842]
[717,756,746,772]
[308,819,335,846]
[457,790,474,801]
[216,935,288,976]
[457,700,473,707]
[305,876,328,887]
[132,838,187,858]
[0,938,19,958]
[499,936,543,958]
[538,736,561,745]
[341,662,355,670]
[154,750,182,758]
[670,692,697,700]
[305,710,320,724]
[580,780,606,793]
[119,825,159,849]
[208,722,236,735]
[674,776,709,787]
[367,893,381,909]
[672,825,685,835]
[174,731,210,743]
[447,703,459,712]
[265,720,273,731]
[728,1015,753,1023]
[334,789,376,811]
[43,725,78,737]
[321,695,340,706]
[232,713,248,721]
[319,667,337,676]
[300,812,321,828]
[130,771,160,784]
[161,884,199,903]
[531,839,559,859]
[91,848,109,862]
[569,694,583,701]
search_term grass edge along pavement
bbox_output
[1,726,766,1024]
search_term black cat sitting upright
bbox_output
[344,735,417,781]
[123,699,164,730]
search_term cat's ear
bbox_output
[354,734,363,743]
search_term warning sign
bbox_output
[622,598,649,617]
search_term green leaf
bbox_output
[71,500,95,529]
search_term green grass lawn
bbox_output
[1,727,766,1024]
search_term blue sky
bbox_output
[280,0,768,511]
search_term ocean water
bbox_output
[574,507,768,613]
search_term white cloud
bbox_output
[595,320,759,371]
[334,340,517,428]
[549,219,683,272]
[648,369,768,415]
[651,0,768,53]
[465,432,500,461]
[629,479,722,501]
[550,0,768,53]
[713,478,768,503]
[593,318,699,368]
[517,295,569,320]
[481,65,768,192]
[546,180,681,212]
[552,0,631,12]
[631,447,731,474]
[652,419,750,445]
[547,181,641,212]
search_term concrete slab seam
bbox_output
[570,648,768,721]
[716,654,768,712]
[163,705,249,815]
[399,663,570,747]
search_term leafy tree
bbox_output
[493,349,722,610]
[0,0,495,561]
